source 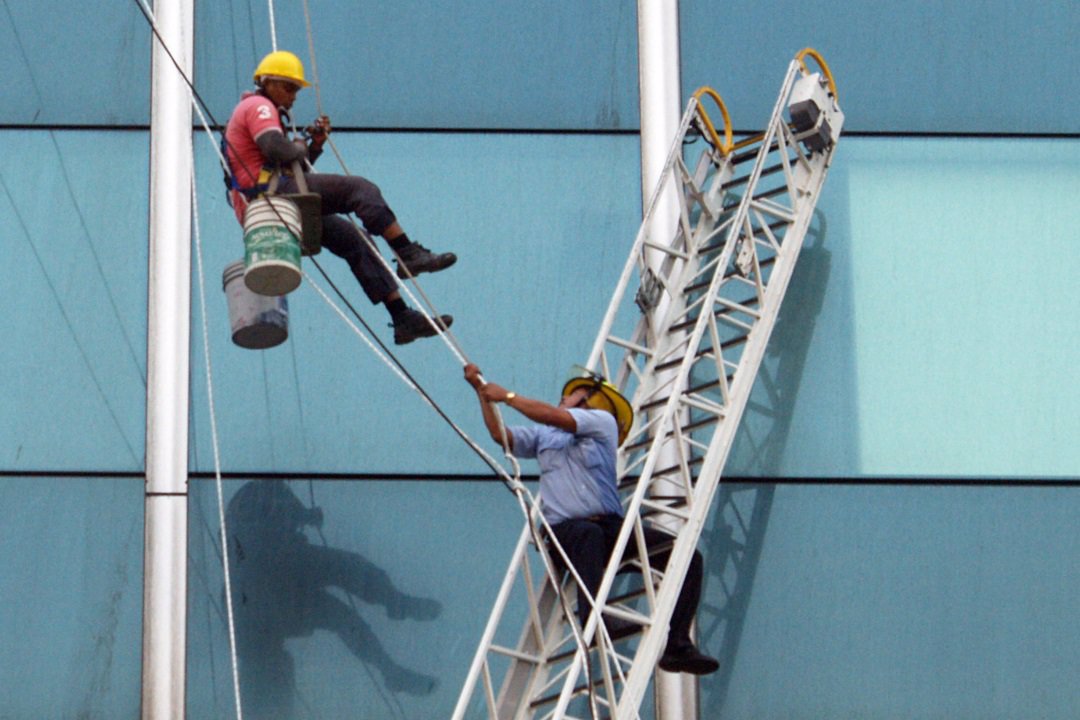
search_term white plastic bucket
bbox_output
[223,260,288,349]
[243,196,303,296]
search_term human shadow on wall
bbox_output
[225,480,441,719]
[697,208,833,712]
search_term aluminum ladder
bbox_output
[454,48,844,720]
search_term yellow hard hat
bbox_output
[562,374,633,446]
[253,51,310,87]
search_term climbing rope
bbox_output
[290,5,617,705]
[191,100,245,720]
[137,0,616,711]
[267,0,278,52]
[132,1,244,716]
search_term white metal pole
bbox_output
[142,0,193,717]
[637,2,699,718]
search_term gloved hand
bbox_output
[306,115,331,146]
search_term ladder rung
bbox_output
[730,134,781,165]
[529,678,602,711]
[490,644,544,664]
[654,335,746,373]
[720,161,785,192]
[683,256,777,296]
[721,184,786,212]
[622,413,721,454]
[640,498,691,521]
[669,296,763,333]
[637,376,727,413]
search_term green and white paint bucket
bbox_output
[223,260,288,349]
[243,195,303,296]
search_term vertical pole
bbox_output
[142,0,193,717]
[637,2,699,719]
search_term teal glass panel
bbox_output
[0,130,148,472]
[194,0,639,131]
[726,136,1080,479]
[186,478,524,718]
[188,131,642,475]
[0,476,143,717]
[698,484,1080,718]
[1,2,150,125]
[192,133,1079,480]
[682,0,1079,134]
[8,1,1076,132]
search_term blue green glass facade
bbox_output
[1,1,1077,717]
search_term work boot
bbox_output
[658,642,719,675]
[395,243,457,279]
[392,309,453,345]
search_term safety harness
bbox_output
[221,92,296,207]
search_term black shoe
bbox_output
[658,644,719,675]
[395,243,457,279]
[392,309,453,345]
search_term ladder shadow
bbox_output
[223,480,441,719]
[698,207,833,712]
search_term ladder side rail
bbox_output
[470,58,842,720]
[614,105,843,717]
[454,525,536,720]
[499,539,576,718]
[583,180,756,657]
[602,144,734,400]
[587,98,702,372]
[602,63,833,715]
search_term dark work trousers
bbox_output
[549,514,704,649]
[279,172,397,237]
[277,173,398,304]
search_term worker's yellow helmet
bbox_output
[253,51,310,87]
[562,373,633,446]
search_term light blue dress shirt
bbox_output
[511,408,623,525]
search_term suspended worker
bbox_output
[463,363,720,675]
[225,50,455,345]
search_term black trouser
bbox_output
[277,173,399,304]
[549,514,703,649]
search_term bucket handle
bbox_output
[290,160,310,194]
[262,161,310,195]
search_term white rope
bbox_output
[300,265,524,490]
[293,2,468,368]
[267,0,278,51]
[291,5,617,686]
[191,116,244,720]
[136,0,245,714]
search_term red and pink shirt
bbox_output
[224,92,285,223]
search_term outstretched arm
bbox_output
[464,364,511,447]
[463,364,576,447]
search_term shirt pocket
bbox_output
[573,438,605,470]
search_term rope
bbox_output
[300,0,323,114]
[191,97,245,720]
[290,8,611,706]
[293,1,470,367]
[141,0,610,707]
[267,0,278,51]
[301,260,525,491]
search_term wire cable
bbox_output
[266,0,277,52]
[191,120,245,720]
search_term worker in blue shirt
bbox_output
[464,363,719,675]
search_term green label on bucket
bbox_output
[244,226,301,268]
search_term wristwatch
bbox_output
[505,392,517,403]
